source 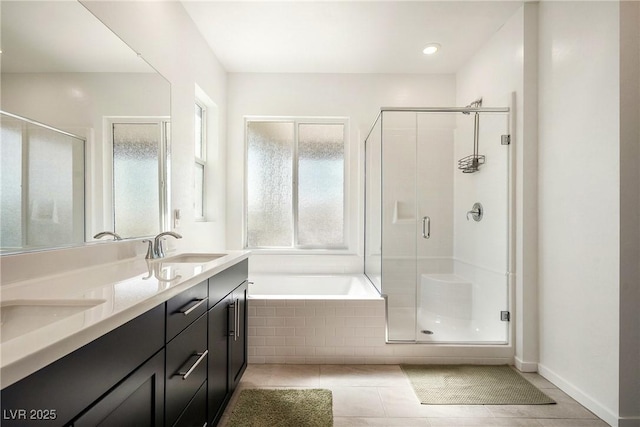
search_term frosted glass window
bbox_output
[195,103,204,159]
[298,124,344,246]
[113,123,160,237]
[245,119,347,249]
[194,163,204,219]
[246,121,294,247]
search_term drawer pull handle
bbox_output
[179,298,207,316]
[178,350,208,380]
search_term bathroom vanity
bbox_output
[0,251,249,427]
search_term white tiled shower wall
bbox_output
[247,298,512,364]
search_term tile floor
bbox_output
[218,364,610,427]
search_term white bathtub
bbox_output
[248,274,381,299]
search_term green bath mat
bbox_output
[401,364,556,405]
[228,388,333,427]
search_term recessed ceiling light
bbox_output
[422,43,441,55]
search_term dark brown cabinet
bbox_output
[166,280,208,342]
[229,281,248,392]
[166,314,208,426]
[207,259,248,426]
[207,296,230,424]
[0,305,165,427]
[172,382,207,427]
[165,280,209,426]
[73,350,165,427]
[0,259,248,427]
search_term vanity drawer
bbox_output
[166,280,208,341]
[166,313,207,427]
[209,258,248,306]
[173,381,207,427]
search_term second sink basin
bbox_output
[1,299,106,343]
[162,253,225,264]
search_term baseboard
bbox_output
[514,356,538,372]
[537,363,618,427]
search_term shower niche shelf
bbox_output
[392,200,415,224]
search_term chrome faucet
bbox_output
[93,231,122,241]
[143,231,182,259]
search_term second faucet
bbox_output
[143,231,182,259]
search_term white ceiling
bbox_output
[1,1,153,73]
[181,1,524,74]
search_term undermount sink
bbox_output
[161,253,226,264]
[0,299,106,343]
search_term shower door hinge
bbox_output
[501,135,511,145]
[500,311,511,322]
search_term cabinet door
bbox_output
[73,350,165,427]
[207,296,230,425]
[229,281,248,391]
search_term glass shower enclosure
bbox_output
[1,111,85,252]
[365,105,512,344]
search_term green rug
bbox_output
[401,364,556,405]
[228,388,333,427]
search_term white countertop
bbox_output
[0,250,250,389]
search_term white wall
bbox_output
[82,1,228,253]
[538,2,620,425]
[226,73,455,273]
[455,5,538,369]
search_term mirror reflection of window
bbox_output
[112,121,167,238]
[0,112,85,252]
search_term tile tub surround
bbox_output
[218,364,608,427]
[247,299,514,365]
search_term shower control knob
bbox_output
[466,202,483,222]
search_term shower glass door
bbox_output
[373,109,511,344]
[381,112,419,341]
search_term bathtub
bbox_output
[247,273,385,364]
[248,273,381,299]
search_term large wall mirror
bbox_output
[0,1,171,254]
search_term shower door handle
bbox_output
[422,216,431,239]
